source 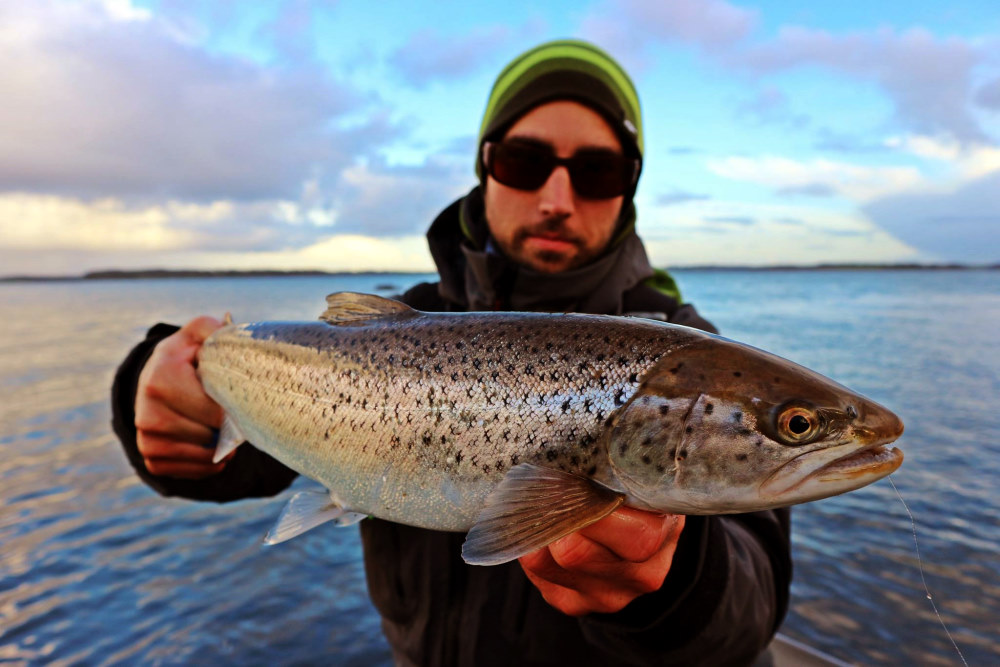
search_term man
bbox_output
[112,40,791,665]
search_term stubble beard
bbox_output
[508,216,593,273]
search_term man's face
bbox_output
[483,101,626,274]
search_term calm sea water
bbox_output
[1,270,998,665]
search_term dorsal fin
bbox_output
[320,292,416,325]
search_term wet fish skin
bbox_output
[196,293,903,564]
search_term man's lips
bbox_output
[522,234,578,253]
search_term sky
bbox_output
[1,0,998,275]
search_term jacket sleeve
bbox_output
[577,509,791,665]
[111,323,298,502]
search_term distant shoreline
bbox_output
[2,264,998,283]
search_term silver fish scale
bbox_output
[198,311,699,530]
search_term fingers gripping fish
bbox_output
[196,292,904,566]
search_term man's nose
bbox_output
[538,165,575,217]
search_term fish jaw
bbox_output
[759,429,904,504]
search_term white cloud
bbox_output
[733,26,994,144]
[0,194,185,251]
[0,233,436,277]
[390,25,521,86]
[706,156,925,203]
[638,199,919,266]
[886,135,1000,181]
[0,0,370,202]
[580,0,756,67]
[99,0,152,23]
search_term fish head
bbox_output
[606,337,904,514]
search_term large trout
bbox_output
[197,292,903,565]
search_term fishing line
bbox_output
[888,476,968,666]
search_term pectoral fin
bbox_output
[212,414,246,463]
[264,489,367,545]
[461,464,625,566]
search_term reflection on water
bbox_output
[1,271,998,664]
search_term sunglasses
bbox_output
[482,141,640,200]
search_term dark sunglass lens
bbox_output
[491,144,553,190]
[569,153,632,199]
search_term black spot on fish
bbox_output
[451,372,459,382]
[678,449,688,460]
[705,403,714,414]
[629,372,639,383]
[773,377,781,384]
[456,342,465,350]
[736,453,749,461]
[433,363,443,373]
[642,455,652,465]
[455,451,463,463]
[733,371,742,377]
[669,363,683,374]
[586,465,597,477]
[605,416,615,428]
[659,404,670,416]
[685,426,693,434]
[739,428,752,436]
[596,353,605,362]
[732,411,743,422]
[615,390,627,406]
[546,450,557,462]
[656,464,666,473]
[561,399,571,413]
[473,358,482,370]
[642,436,653,446]
[755,438,764,447]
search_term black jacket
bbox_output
[111,189,791,666]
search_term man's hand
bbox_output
[519,508,685,616]
[135,316,228,479]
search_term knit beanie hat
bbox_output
[475,39,644,181]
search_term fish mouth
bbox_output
[761,440,903,500]
[811,443,903,482]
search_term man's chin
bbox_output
[512,238,585,273]
[511,248,568,272]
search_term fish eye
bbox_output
[775,404,822,445]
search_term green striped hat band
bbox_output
[476,39,643,179]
